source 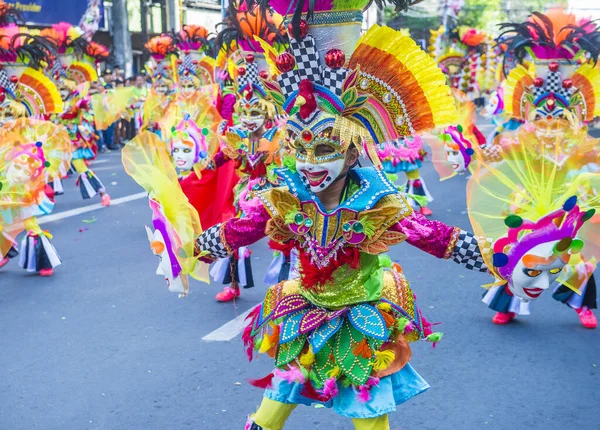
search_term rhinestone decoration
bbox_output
[360,78,369,89]
[383,93,392,103]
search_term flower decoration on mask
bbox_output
[467,132,600,302]
[491,198,590,301]
[170,114,210,172]
[4,141,48,185]
[256,20,456,175]
[500,9,600,123]
[123,131,209,297]
[0,118,71,197]
[442,125,475,174]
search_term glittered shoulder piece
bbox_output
[275,166,399,212]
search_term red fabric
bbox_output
[180,161,238,229]
[44,184,55,202]
[471,124,487,146]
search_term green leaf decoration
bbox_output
[310,341,337,388]
[276,334,307,367]
[341,88,357,108]
[268,90,286,107]
[333,319,373,386]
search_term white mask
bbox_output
[5,161,33,185]
[241,115,265,133]
[172,140,196,171]
[481,93,499,118]
[445,144,466,173]
[146,227,188,296]
[297,158,345,193]
[509,241,566,301]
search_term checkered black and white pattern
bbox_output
[178,53,196,76]
[239,61,259,90]
[290,36,321,85]
[0,69,15,93]
[452,230,490,272]
[545,71,561,94]
[196,224,229,258]
[277,70,301,99]
[322,67,348,97]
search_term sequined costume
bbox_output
[43,23,111,203]
[190,1,494,427]
[208,2,287,299]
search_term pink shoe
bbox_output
[576,307,597,329]
[39,268,53,276]
[101,193,111,207]
[0,257,9,269]
[216,286,240,302]
[492,311,516,325]
[419,206,433,216]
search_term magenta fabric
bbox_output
[223,205,270,250]
[393,212,456,259]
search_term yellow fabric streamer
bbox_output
[122,132,209,284]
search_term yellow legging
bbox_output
[405,169,420,180]
[252,398,390,430]
[72,158,90,175]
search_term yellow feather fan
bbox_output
[349,24,457,140]
[502,64,533,120]
[571,63,600,122]
[18,67,63,115]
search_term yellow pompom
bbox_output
[371,350,396,372]
[377,302,392,312]
[258,335,273,354]
[299,346,315,367]
[326,366,341,379]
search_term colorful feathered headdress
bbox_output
[173,25,215,86]
[144,35,177,84]
[501,9,600,123]
[255,4,457,167]
[0,25,62,117]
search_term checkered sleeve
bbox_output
[195,224,230,259]
[451,230,491,272]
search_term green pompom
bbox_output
[583,208,596,222]
[504,214,523,228]
[202,128,209,136]
[0,182,3,191]
[283,155,297,173]
[396,317,411,333]
[427,332,444,343]
[44,161,51,168]
[456,124,463,133]
[570,238,584,254]
[554,237,572,253]
[378,254,392,268]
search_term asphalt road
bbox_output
[1,125,599,430]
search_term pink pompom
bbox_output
[321,377,339,398]
[274,367,306,384]
[357,385,371,403]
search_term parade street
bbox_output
[1,136,599,430]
